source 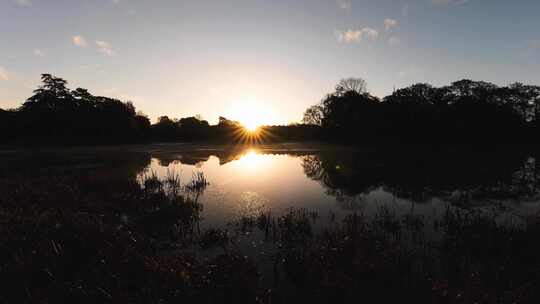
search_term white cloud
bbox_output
[336,30,362,43]
[0,67,9,81]
[72,35,88,48]
[33,49,44,57]
[336,0,351,10]
[14,0,30,6]
[431,0,469,6]
[384,18,397,31]
[96,40,116,56]
[388,36,401,47]
[362,28,379,40]
[72,36,116,56]
[336,27,379,43]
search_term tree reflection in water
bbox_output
[301,146,540,208]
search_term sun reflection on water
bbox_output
[236,149,270,171]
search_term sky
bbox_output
[1,0,540,125]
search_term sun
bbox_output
[226,100,273,131]
[243,119,261,132]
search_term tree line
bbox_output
[1,74,150,144]
[0,74,319,145]
[303,78,540,143]
[2,74,540,145]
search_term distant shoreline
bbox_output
[2,141,539,154]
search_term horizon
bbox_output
[1,0,540,125]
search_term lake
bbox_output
[3,143,539,229]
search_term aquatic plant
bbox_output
[2,169,540,303]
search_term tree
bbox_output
[218,116,240,127]
[301,78,538,143]
[335,78,368,96]
[505,83,540,123]
[384,83,437,105]
[21,74,72,111]
[445,79,497,103]
[9,73,151,143]
[157,116,175,125]
[302,104,324,126]
[34,74,70,97]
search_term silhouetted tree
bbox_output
[305,79,381,142]
[4,73,540,146]
[21,74,71,111]
[217,116,241,127]
[302,104,324,126]
[178,116,210,140]
[151,116,179,141]
[4,74,150,144]
[335,77,368,96]
[302,78,539,143]
[384,83,437,105]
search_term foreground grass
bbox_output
[1,171,540,303]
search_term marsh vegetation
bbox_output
[2,144,540,303]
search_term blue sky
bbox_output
[1,0,539,124]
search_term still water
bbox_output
[3,143,540,228]
[141,146,392,228]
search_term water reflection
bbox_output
[236,150,272,172]
[141,146,323,226]
[302,147,540,204]
[4,144,538,225]
[139,144,540,226]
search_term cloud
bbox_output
[362,28,379,40]
[388,36,401,47]
[336,30,362,43]
[336,0,351,10]
[33,49,45,57]
[336,27,379,43]
[431,0,469,6]
[14,0,30,6]
[96,40,116,56]
[73,35,116,56]
[384,18,397,31]
[0,67,9,81]
[72,35,88,48]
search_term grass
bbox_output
[1,170,540,303]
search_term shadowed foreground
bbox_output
[1,168,540,303]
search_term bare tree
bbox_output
[336,77,368,95]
